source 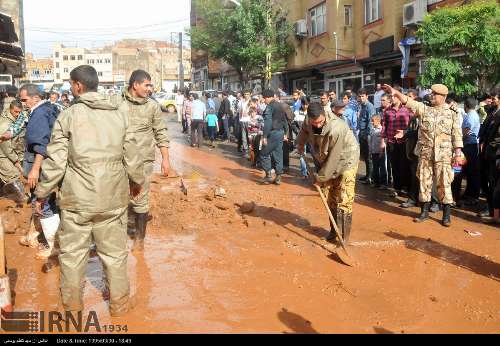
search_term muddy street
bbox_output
[2,115,500,334]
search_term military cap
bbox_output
[431,84,449,96]
[330,100,348,110]
[262,89,275,98]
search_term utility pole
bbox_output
[179,32,184,90]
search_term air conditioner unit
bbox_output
[403,0,428,27]
[294,19,307,38]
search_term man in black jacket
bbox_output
[218,92,232,141]
[260,89,289,185]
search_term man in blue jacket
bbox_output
[19,84,60,259]
[357,88,376,184]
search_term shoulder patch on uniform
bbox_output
[448,104,459,114]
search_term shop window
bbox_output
[309,2,326,37]
[365,0,382,24]
[344,5,353,27]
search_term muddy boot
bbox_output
[442,204,452,227]
[326,209,341,243]
[110,295,137,318]
[274,174,282,186]
[20,215,42,248]
[343,212,353,245]
[36,214,60,260]
[260,171,274,185]
[414,203,430,223]
[132,213,148,252]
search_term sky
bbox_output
[24,0,191,58]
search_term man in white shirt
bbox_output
[176,90,185,123]
[373,84,384,113]
[190,93,206,148]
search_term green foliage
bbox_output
[417,1,500,94]
[188,0,294,86]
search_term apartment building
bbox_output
[282,0,477,95]
[52,44,86,84]
[22,53,53,88]
[0,0,25,80]
[85,51,113,88]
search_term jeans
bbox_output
[371,153,388,186]
[299,155,308,177]
[359,135,372,179]
[260,130,284,175]
[207,126,217,141]
[387,142,410,191]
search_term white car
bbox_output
[153,92,177,113]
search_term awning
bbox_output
[0,42,23,61]
[358,51,402,66]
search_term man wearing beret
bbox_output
[296,102,360,244]
[383,84,463,227]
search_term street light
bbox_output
[333,32,338,61]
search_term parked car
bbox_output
[153,92,177,113]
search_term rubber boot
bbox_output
[36,214,60,260]
[274,174,282,186]
[260,171,274,185]
[343,212,353,244]
[442,204,452,227]
[414,203,430,223]
[19,215,42,248]
[326,209,341,243]
[132,213,148,252]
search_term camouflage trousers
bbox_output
[58,206,130,315]
[417,159,454,204]
[321,168,357,214]
[130,162,154,214]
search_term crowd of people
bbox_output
[0,67,498,317]
[174,83,500,226]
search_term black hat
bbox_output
[262,89,275,98]
[330,100,348,110]
[308,102,325,119]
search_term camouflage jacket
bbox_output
[35,92,144,212]
[296,114,359,182]
[406,98,463,162]
[114,90,170,164]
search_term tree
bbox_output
[189,0,293,89]
[417,1,500,95]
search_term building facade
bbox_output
[0,0,25,80]
[52,44,86,84]
[21,53,53,89]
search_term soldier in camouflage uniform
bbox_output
[114,70,171,252]
[297,102,360,244]
[35,65,144,317]
[383,84,463,227]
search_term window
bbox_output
[70,55,76,60]
[64,68,69,73]
[56,73,60,80]
[98,72,103,77]
[309,2,326,37]
[55,52,59,58]
[105,59,111,64]
[344,5,353,27]
[365,0,382,24]
[63,55,68,61]
[87,59,95,64]
[56,62,59,68]
[78,55,83,60]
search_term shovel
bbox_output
[308,167,356,267]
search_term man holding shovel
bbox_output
[296,102,360,244]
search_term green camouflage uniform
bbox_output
[405,98,463,204]
[35,92,144,315]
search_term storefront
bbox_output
[322,63,364,96]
